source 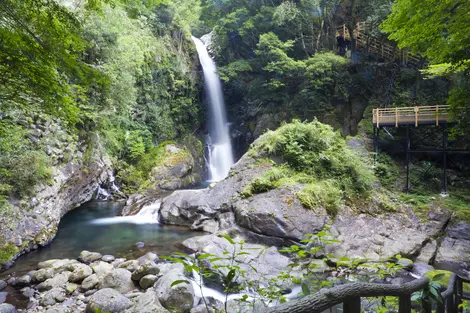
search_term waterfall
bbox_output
[192,36,234,182]
[90,200,161,225]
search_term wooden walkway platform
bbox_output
[373,105,451,127]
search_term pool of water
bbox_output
[2,201,202,277]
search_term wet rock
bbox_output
[91,261,113,277]
[85,288,131,313]
[135,242,145,249]
[21,287,35,298]
[137,252,158,265]
[65,283,78,294]
[81,274,99,291]
[126,289,169,313]
[68,263,92,283]
[412,263,434,277]
[0,303,16,313]
[32,268,55,283]
[99,269,135,294]
[37,272,70,291]
[0,281,6,291]
[154,269,194,312]
[40,287,66,306]
[15,275,31,287]
[78,251,102,264]
[118,260,139,272]
[131,261,160,281]
[139,275,158,289]
[111,258,126,268]
[101,255,115,263]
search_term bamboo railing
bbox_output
[372,105,451,127]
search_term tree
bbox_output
[382,0,470,134]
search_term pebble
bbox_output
[101,255,115,262]
[135,242,145,249]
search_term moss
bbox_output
[0,243,19,265]
[243,120,378,215]
[425,270,470,293]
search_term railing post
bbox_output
[414,106,419,127]
[395,108,398,127]
[343,297,361,313]
[455,278,463,313]
[399,295,411,313]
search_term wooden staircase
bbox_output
[337,22,422,66]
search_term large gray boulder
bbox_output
[155,269,194,312]
[233,187,328,240]
[99,269,135,294]
[86,288,132,313]
[126,289,169,313]
[91,261,114,277]
[435,221,470,270]
[39,287,66,306]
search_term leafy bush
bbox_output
[245,120,375,213]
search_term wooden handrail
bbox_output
[262,278,430,313]
[373,105,451,127]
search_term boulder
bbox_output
[65,282,78,294]
[37,272,70,291]
[68,263,92,283]
[139,275,158,289]
[126,289,169,313]
[154,269,194,312]
[0,281,6,291]
[137,252,158,265]
[32,268,55,283]
[156,263,185,278]
[40,287,66,306]
[91,261,114,277]
[86,288,131,313]
[81,274,99,291]
[78,251,102,264]
[99,269,135,294]
[131,261,160,281]
[118,260,139,272]
[111,258,127,268]
[15,275,31,287]
[233,188,328,240]
[0,303,16,313]
[102,255,116,263]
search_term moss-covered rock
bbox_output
[0,243,19,265]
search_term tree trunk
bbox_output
[261,278,430,313]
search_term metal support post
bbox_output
[405,126,411,193]
[442,126,448,195]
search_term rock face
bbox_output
[0,148,110,268]
[435,221,470,271]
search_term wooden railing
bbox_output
[336,22,422,66]
[373,105,451,127]
[263,274,470,313]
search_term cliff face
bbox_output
[0,117,111,268]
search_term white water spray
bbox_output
[192,36,234,182]
[90,200,161,225]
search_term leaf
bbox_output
[301,283,310,295]
[221,234,235,245]
[170,280,190,287]
[432,273,446,282]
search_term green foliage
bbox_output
[382,0,470,134]
[297,180,343,216]
[245,120,375,213]
[0,243,19,265]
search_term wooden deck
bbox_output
[373,105,452,127]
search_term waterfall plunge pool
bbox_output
[2,201,202,278]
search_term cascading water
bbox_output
[192,36,234,182]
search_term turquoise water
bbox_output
[3,201,201,277]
